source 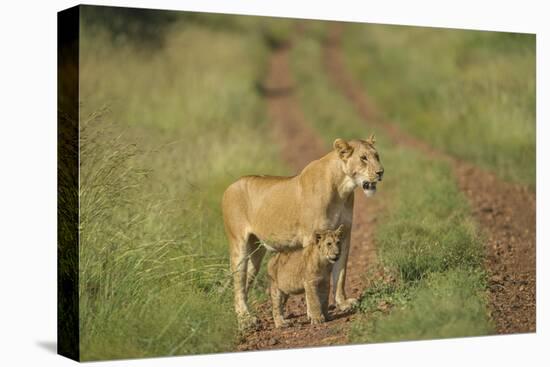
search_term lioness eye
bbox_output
[361,155,368,161]
[374,153,380,160]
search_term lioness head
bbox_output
[314,225,344,264]
[333,135,384,197]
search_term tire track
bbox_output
[323,22,535,334]
[237,40,381,351]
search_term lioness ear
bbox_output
[333,138,353,160]
[366,133,376,145]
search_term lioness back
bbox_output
[222,174,305,247]
[222,175,294,215]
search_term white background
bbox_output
[0,0,547,366]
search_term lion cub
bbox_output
[267,225,344,328]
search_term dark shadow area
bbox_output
[80,5,257,49]
[327,307,357,322]
[255,81,295,98]
[58,5,80,361]
[81,5,178,47]
[262,32,292,50]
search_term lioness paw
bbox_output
[238,314,259,331]
[337,297,358,312]
[274,319,290,328]
[310,315,326,325]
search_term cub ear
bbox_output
[335,224,345,237]
[314,231,323,245]
[366,133,376,145]
[333,138,353,160]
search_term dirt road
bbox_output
[237,42,382,351]
[324,23,536,334]
[239,22,535,351]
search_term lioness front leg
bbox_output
[305,281,325,325]
[270,283,289,328]
[333,229,358,311]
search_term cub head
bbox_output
[333,135,384,197]
[313,225,344,264]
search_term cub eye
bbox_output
[327,242,332,247]
[361,155,368,162]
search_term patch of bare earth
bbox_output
[237,42,382,351]
[324,23,535,334]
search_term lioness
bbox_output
[268,225,344,328]
[222,136,383,327]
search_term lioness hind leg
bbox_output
[246,238,266,294]
[229,235,256,329]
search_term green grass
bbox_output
[342,24,536,187]
[78,13,290,360]
[291,24,492,342]
[353,270,490,342]
[350,147,493,342]
[372,154,482,282]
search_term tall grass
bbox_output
[78,13,289,360]
[291,24,492,342]
[343,24,535,187]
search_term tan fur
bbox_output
[222,137,384,327]
[268,226,344,327]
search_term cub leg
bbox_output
[271,283,289,328]
[305,280,325,325]
[318,279,330,319]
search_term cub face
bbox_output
[333,135,384,197]
[313,225,344,264]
